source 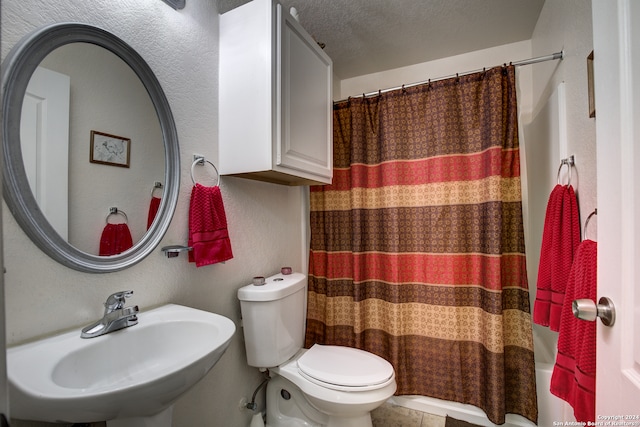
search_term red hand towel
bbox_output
[147,196,161,229]
[550,239,597,423]
[188,184,233,267]
[99,223,133,256]
[549,185,581,330]
[533,184,564,326]
[533,184,581,330]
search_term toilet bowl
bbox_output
[237,273,397,427]
[267,346,396,426]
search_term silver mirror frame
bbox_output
[1,23,180,273]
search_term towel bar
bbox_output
[161,245,192,258]
[160,245,226,264]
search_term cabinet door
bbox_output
[277,5,333,182]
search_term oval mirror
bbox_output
[2,23,180,273]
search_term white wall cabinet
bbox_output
[219,0,333,185]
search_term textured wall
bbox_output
[338,40,533,104]
[524,0,596,364]
[530,0,596,218]
[1,0,305,425]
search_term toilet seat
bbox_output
[297,344,395,391]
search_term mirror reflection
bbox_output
[21,43,165,255]
[3,22,179,272]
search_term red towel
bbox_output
[550,239,597,422]
[147,196,161,229]
[533,185,563,326]
[533,184,581,330]
[188,184,233,267]
[99,223,133,256]
[549,185,581,329]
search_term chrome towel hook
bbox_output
[190,155,220,187]
[106,207,128,224]
[557,155,575,187]
[583,208,597,241]
[150,181,163,198]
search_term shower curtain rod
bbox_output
[334,50,564,103]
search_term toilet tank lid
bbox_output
[237,272,306,301]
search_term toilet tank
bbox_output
[237,272,307,368]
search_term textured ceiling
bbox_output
[218,0,546,80]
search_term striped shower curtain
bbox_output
[305,66,537,425]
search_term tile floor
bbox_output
[10,421,105,427]
[372,402,446,427]
[12,403,441,427]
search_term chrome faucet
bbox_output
[81,290,139,339]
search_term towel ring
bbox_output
[190,156,220,187]
[106,207,128,224]
[557,155,575,187]
[583,208,597,241]
[150,181,163,198]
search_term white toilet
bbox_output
[238,272,397,427]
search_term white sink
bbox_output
[7,304,235,426]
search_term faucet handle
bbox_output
[104,290,134,314]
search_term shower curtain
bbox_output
[305,66,537,425]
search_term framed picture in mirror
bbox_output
[90,130,131,167]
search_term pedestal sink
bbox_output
[7,304,236,426]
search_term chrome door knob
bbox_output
[572,297,616,327]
